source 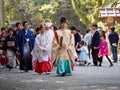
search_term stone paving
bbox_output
[0,60,120,90]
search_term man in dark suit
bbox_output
[91,24,100,66]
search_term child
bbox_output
[78,41,90,66]
[94,34,113,67]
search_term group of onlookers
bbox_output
[71,24,119,67]
[0,17,119,77]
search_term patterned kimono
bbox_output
[52,29,76,75]
[31,32,52,74]
[0,34,7,65]
[17,29,35,71]
[5,35,16,69]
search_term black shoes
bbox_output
[113,61,118,63]
[46,72,50,75]
[98,64,102,67]
[24,70,28,72]
[62,72,66,77]
[87,63,91,66]
[109,64,113,67]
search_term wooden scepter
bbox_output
[52,36,63,67]
[59,36,63,49]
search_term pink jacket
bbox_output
[97,40,111,57]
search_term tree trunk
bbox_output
[0,0,4,29]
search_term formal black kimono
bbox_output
[4,35,16,69]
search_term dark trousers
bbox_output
[20,46,32,71]
[99,56,113,65]
[92,49,99,65]
[20,55,32,71]
[111,46,118,62]
[88,45,91,58]
[98,57,103,65]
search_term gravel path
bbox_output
[0,60,120,90]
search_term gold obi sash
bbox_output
[7,41,15,47]
[0,38,5,44]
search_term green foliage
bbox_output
[3,0,120,31]
[4,0,58,26]
[115,23,120,34]
[4,0,34,23]
[4,0,87,32]
[71,0,115,28]
[111,0,120,7]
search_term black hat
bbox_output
[60,17,67,23]
[92,24,98,28]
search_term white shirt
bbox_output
[84,33,92,45]
[46,29,54,44]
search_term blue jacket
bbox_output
[108,32,119,46]
[17,29,35,56]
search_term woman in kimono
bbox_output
[32,24,52,74]
[5,28,16,70]
[0,27,7,68]
[52,17,76,76]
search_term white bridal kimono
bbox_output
[31,32,51,71]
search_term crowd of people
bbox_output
[0,17,119,77]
